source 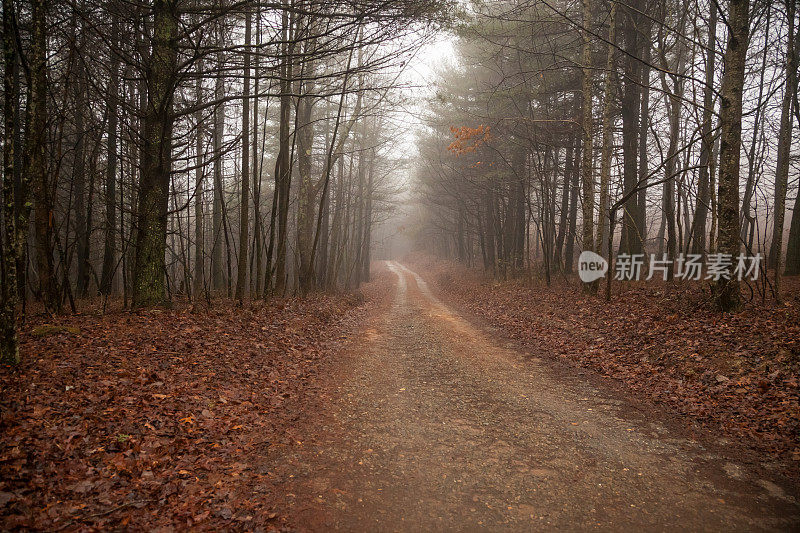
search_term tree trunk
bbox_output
[296,43,317,294]
[659,2,687,279]
[580,0,596,290]
[273,3,294,296]
[29,0,60,312]
[193,59,204,299]
[132,0,178,307]
[361,147,375,282]
[597,1,617,255]
[565,137,581,273]
[72,13,89,297]
[484,187,497,274]
[742,5,771,250]
[252,12,262,298]
[663,87,681,280]
[618,0,643,256]
[636,17,652,255]
[100,13,120,296]
[510,144,526,271]
[211,20,225,292]
[352,121,367,287]
[2,0,20,363]
[555,135,574,268]
[12,28,24,307]
[690,5,717,256]
[771,0,797,293]
[714,0,749,311]
[235,9,251,302]
[564,135,581,274]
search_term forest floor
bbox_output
[1,259,799,531]
[406,254,800,464]
[0,289,377,530]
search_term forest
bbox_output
[415,0,798,300]
[1,0,799,530]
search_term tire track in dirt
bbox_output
[264,261,799,531]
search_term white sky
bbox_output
[390,31,458,186]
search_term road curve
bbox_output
[266,261,799,531]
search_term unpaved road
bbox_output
[265,261,800,531]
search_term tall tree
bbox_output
[635,10,652,257]
[296,30,318,295]
[235,9,252,302]
[271,3,294,296]
[72,8,90,297]
[580,0,596,289]
[597,0,617,254]
[659,3,688,280]
[555,134,575,267]
[100,12,120,296]
[565,138,581,273]
[770,0,798,294]
[29,0,60,312]
[690,5,717,256]
[211,20,225,292]
[132,0,179,307]
[714,0,749,311]
[618,0,644,256]
[251,11,262,297]
[1,0,20,363]
[193,59,204,299]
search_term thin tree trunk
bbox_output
[771,0,797,294]
[193,59,204,299]
[101,13,120,296]
[296,38,317,294]
[555,137,574,268]
[690,5,717,256]
[742,5,771,248]
[618,0,643,257]
[72,12,89,297]
[597,0,617,255]
[635,14,652,255]
[273,3,294,296]
[659,2,687,279]
[564,137,581,273]
[12,27,24,309]
[252,11,262,298]
[580,0,596,290]
[236,9,252,302]
[211,19,225,292]
[361,146,375,281]
[29,0,60,312]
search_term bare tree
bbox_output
[714,0,749,311]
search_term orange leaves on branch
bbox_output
[447,124,492,156]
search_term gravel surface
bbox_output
[265,261,800,531]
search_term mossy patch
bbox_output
[31,325,81,337]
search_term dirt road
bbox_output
[265,261,799,531]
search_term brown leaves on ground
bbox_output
[409,255,800,466]
[0,293,369,531]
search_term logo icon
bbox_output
[578,251,608,283]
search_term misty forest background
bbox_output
[1,0,799,362]
[2,0,800,528]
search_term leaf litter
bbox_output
[0,292,371,531]
[408,254,800,468]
